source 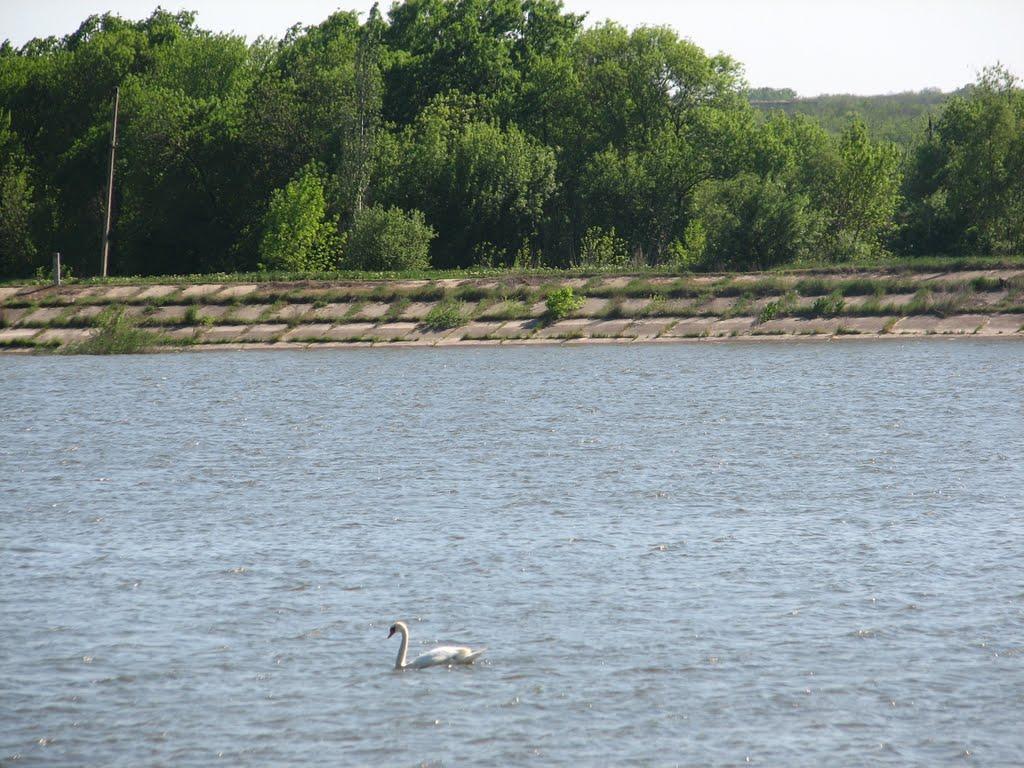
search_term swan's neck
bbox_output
[395,624,410,670]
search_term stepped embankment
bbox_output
[2,268,1023,353]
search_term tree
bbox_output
[343,204,435,271]
[687,173,817,270]
[259,165,340,272]
[378,96,557,266]
[901,65,1024,255]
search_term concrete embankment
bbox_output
[2,268,1023,353]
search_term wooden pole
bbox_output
[53,252,61,285]
[100,87,120,278]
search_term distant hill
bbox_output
[747,87,960,146]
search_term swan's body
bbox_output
[388,621,486,670]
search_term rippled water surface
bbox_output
[2,341,1023,766]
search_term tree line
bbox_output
[0,3,1021,278]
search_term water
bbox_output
[1,341,1023,766]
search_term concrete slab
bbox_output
[35,328,94,344]
[196,305,231,320]
[881,293,918,308]
[98,286,142,300]
[157,327,198,341]
[197,325,249,342]
[135,285,180,300]
[396,302,434,321]
[216,284,257,299]
[975,290,1010,307]
[597,276,634,289]
[929,314,991,334]
[536,319,590,339]
[68,305,106,324]
[655,299,698,315]
[491,319,541,339]
[629,318,675,338]
[362,322,419,341]
[1,307,31,325]
[0,287,25,303]
[0,328,39,342]
[702,297,736,314]
[351,302,390,320]
[710,317,755,336]
[756,317,838,335]
[197,323,249,342]
[280,323,333,342]
[457,321,510,340]
[586,319,635,337]
[180,284,223,299]
[984,314,1024,334]
[575,298,610,316]
[620,298,653,316]
[148,306,189,324]
[476,301,532,321]
[17,307,66,326]
[229,304,272,323]
[235,323,288,342]
[661,318,714,337]
[324,322,377,341]
[270,304,313,322]
[310,303,354,321]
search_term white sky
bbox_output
[2,0,1022,95]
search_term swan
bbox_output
[387,621,486,670]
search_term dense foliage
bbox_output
[0,5,1020,278]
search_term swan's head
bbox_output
[387,621,407,638]
[387,624,397,638]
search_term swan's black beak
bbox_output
[387,626,396,638]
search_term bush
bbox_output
[343,205,435,272]
[70,306,162,355]
[810,291,845,317]
[544,286,584,321]
[576,226,628,269]
[689,174,817,270]
[259,164,340,272]
[422,300,465,330]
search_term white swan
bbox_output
[388,621,486,670]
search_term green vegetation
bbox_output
[343,205,435,271]
[421,300,466,331]
[748,88,953,147]
[544,286,584,321]
[0,3,1020,283]
[259,164,340,272]
[67,306,165,354]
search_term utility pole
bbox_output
[100,86,120,278]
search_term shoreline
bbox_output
[4,332,1023,357]
[2,269,1022,354]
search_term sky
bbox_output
[2,0,1022,96]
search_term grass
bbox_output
[382,297,411,322]
[0,336,59,349]
[64,306,168,354]
[422,301,467,331]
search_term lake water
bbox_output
[2,341,1023,766]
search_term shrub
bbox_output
[343,205,435,272]
[70,307,162,354]
[422,300,465,330]
[689,173,817,270]
[258,164,340,272]
[544,286,584,321]
[576,226,629,269]
[810,291,846,317]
